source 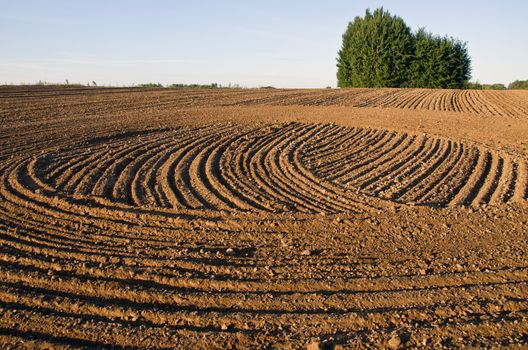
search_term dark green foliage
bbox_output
[337,8,472,89]
[138,83,163,88]
[466,81,483,89]
[337,8,413,88]
[508,80,528,89]
[467,82,508,90]
[409,29,471,88]
[483,83,506,90]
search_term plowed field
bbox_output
[1,87,527,349]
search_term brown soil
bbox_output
[0,87,527,349]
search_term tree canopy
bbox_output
[337,8,471,89]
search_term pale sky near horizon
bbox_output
[1,0,527,88]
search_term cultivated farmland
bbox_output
[1,87,527,349]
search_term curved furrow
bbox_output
[412,141,467,205]
[402,90,429,110]
[458,90,478,114]
[431,90,446,111]
[220,127,292,212]
[2,160,177,235]
[309,128,386,176]
[335,134,414,185]
[242,123,309,211]
[128,140,179,207]
[480,91,515,117]
[292,133,383,213]
[451,91,463,113]
[139,123,234,208]
[149,125,235,208]
[376,89,410,108]
[399,90,430,109]
[398,140,459,203]
[512,159,528,202]
[386,139,451,202]
[89,135,179,200]
[300,124,357,158]
[160,126,240,209]
[317,130,395,181]
[202,127,272,211]
[302,128,377,175]
[277,124,366,213]
[317,130,399,181]
[165,135,219,209]
[130,125,226,207]
[106,135,180,204]
[357,135,430,192]
[3,122,524,222]
[186,129,248,210]
[64,136,160,195]
[471,154,503,205]
[245,123,328,208]
[473,91,501,116]
[488,156,513,204]
[43,133,157,188]
[259,123,351,212]
[364,136,434,194]
[465,90,485,114]
[372,138,440,198]
[122,131,205,206]
[42,146,102,182]
[458,149,493,206]
[262,124,341,212]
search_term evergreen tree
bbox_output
[337,8,472,89]
[337,8,414,88]
[409,29,471,88]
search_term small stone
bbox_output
[306,338,321,350]
[127,313,139,322]
[388,335,401,349]
[301,249,313,256]
[220,323,230,331]
[225,248,236,256]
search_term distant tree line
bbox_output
[466,80,528,90]
[508,80,528,90]
[466,82,506,90]
[138,83,221,89]
[136,83,245,89]
[337,8,471,89]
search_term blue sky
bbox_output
[1,0,527,87]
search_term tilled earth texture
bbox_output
[1,86,527,349]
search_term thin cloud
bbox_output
[51,57,205,65]
[0,57,206,67]
[0,13,80,26]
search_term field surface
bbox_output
[0,87,527,349]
